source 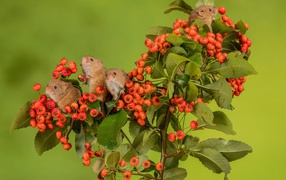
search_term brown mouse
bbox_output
[45,79,81,110]
[105,69,129,100]
[188,5,217,31]
[81,56,107,102]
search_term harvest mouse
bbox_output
[81,56,107,102]
[188,5,217,31]
[45,79,81,110]
[105,69,129,100]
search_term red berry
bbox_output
[168,132,176,142]
[63,143,72,150]
[218,6,226,15]
[46,100,56,110]
[69,61,77,70]
[60,58,68,65]
[33,83,41,91]
[118,159,126,167]
[78,112,87,121]
[56,131,62,139]
[142,160,151,168]
[82,151,90,160]
[83,159,91,166]
[62,67,72,77]
[190,120,198,130]
[29,119,37,127]
[90,109,99,117]
[60,137,68,144]
[96,85,105,94]
[176,130,185,140]
[51,108,61,118]
[85,142,91,149]
[78,74,86,82]
[130,156,139,166]
[123,171,132,179]
[52,70,60,79]
[156,162,164,171]
[88,94,97,102]
[101,168,108,177]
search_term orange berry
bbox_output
[96,85,105,94]
[71,113,78,120]
[60,137,68,144]
[123,94,133,104]
[33,83,41,91]
[137,119,146,126]
[168,132,176,142]
[79,104,89,112]
[123,171,132,179]
[90,109,99,117]
[136,74,144,81]
[101,168,108,177]
[78,112,87,121]
[185,104,193,113]
[69,61,77,70]
[56,131,62,139]
[82,152,90,160]
[88,93,97,102]
[137,67,144,74]
[60,58,68,65]
[190,120,198,130]
[151,96,160,106]
[71,102,79,110]
[126,102,135,111]
[176,130,185,140]
[144,66,152,74]
[63,143,72,150]
[116,100,125,109]
[160,88,166,95]
[169,106,175,114]
[156,162,164,171]
[143,99,151,107]
[51,108,61,118]
[82,92,90,100]
[83,159,91,166]
[29,119,37,127]
[141,52,148,60]
[125,80,134,88]
[64,106,72,113]
[136,60,145,68]
[143,84,152,93]
[118,159,126,167]
[142,160,151,168]
[130,156,139,166]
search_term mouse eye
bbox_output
[200,10,204,13]
[90,58,93,62]
[105,73,108,76]
[54,86,57,90]
[209,8,212,12]
[113,72,116,75]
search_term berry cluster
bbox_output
[127,53,152,82]
[117,79,164,126]
[52,58,78,79]
[81,142,102,166]
[55,131,72,150]
[227,77,246,96]
[144,35,172,56]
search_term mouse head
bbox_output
[196,5,217,19]
[81,56,104,72]
[45,79,70,101]
[106,69,127,81]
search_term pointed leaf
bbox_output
[151,61,167,79]
[207,51,257,78]
[146,26,173,39]
[163,167,187,180]
[196,0,214,7]
[205,111,236,135]
[185,61,202,80]
[191,148,231,174]
[92,158,105,174]
[212,19,234,34]
[107,151,120,169]
[166,34,184,47]
[235,20,247,34]
[10,101,31,132]
[185,82,199,103]
[164,0,193,14]
[34,122,68,155]
[203,79,233,109]
[75,127,86,159]
[192,138,252,162]
[184,135,199,150]
[132,129,159,155]
[165,53,189,78]
[97,110,127,150]
[192,103,214,126]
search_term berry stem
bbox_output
[120,129,140,154]
[65,119,75,139]
[160,103,172,180]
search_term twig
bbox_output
[120,129,140,155]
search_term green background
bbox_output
[0,0,285,179]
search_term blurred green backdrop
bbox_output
[1,0,285,179]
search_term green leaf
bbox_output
[106,151,120,169]
[212,19,234,34]
[165,47,188,56]
[92,158,105,174]
[185,61,202,80]
[192,138,252,162]
[97,110,127,150]
[34,122,68,155]
[165,53,189,78]
[163,167,187,180]
[75,127,86,159]
[165,155,182,169]
[207,51,257,78]
[146,26,173,40]
[191,148,231,174]
[193,103,214,126]
[196,0,214,7]
[129,120,142,139]
[164,0,193,14]
[170,114,180,132]
[235,20,247,34]
[181,37,202,55]
[132,129,159,155]
[184,135,199,150]
[192,19,210,36]
[10,101,31,132]
[185,82,199,103]
[166,34,184,47]
[203,79,233,109]
[175,74,190,88]
[151,61,167,79]
[116,144,136,160]
[105,100,116,115]
[72,120,81,134]
[205,111,236,135]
